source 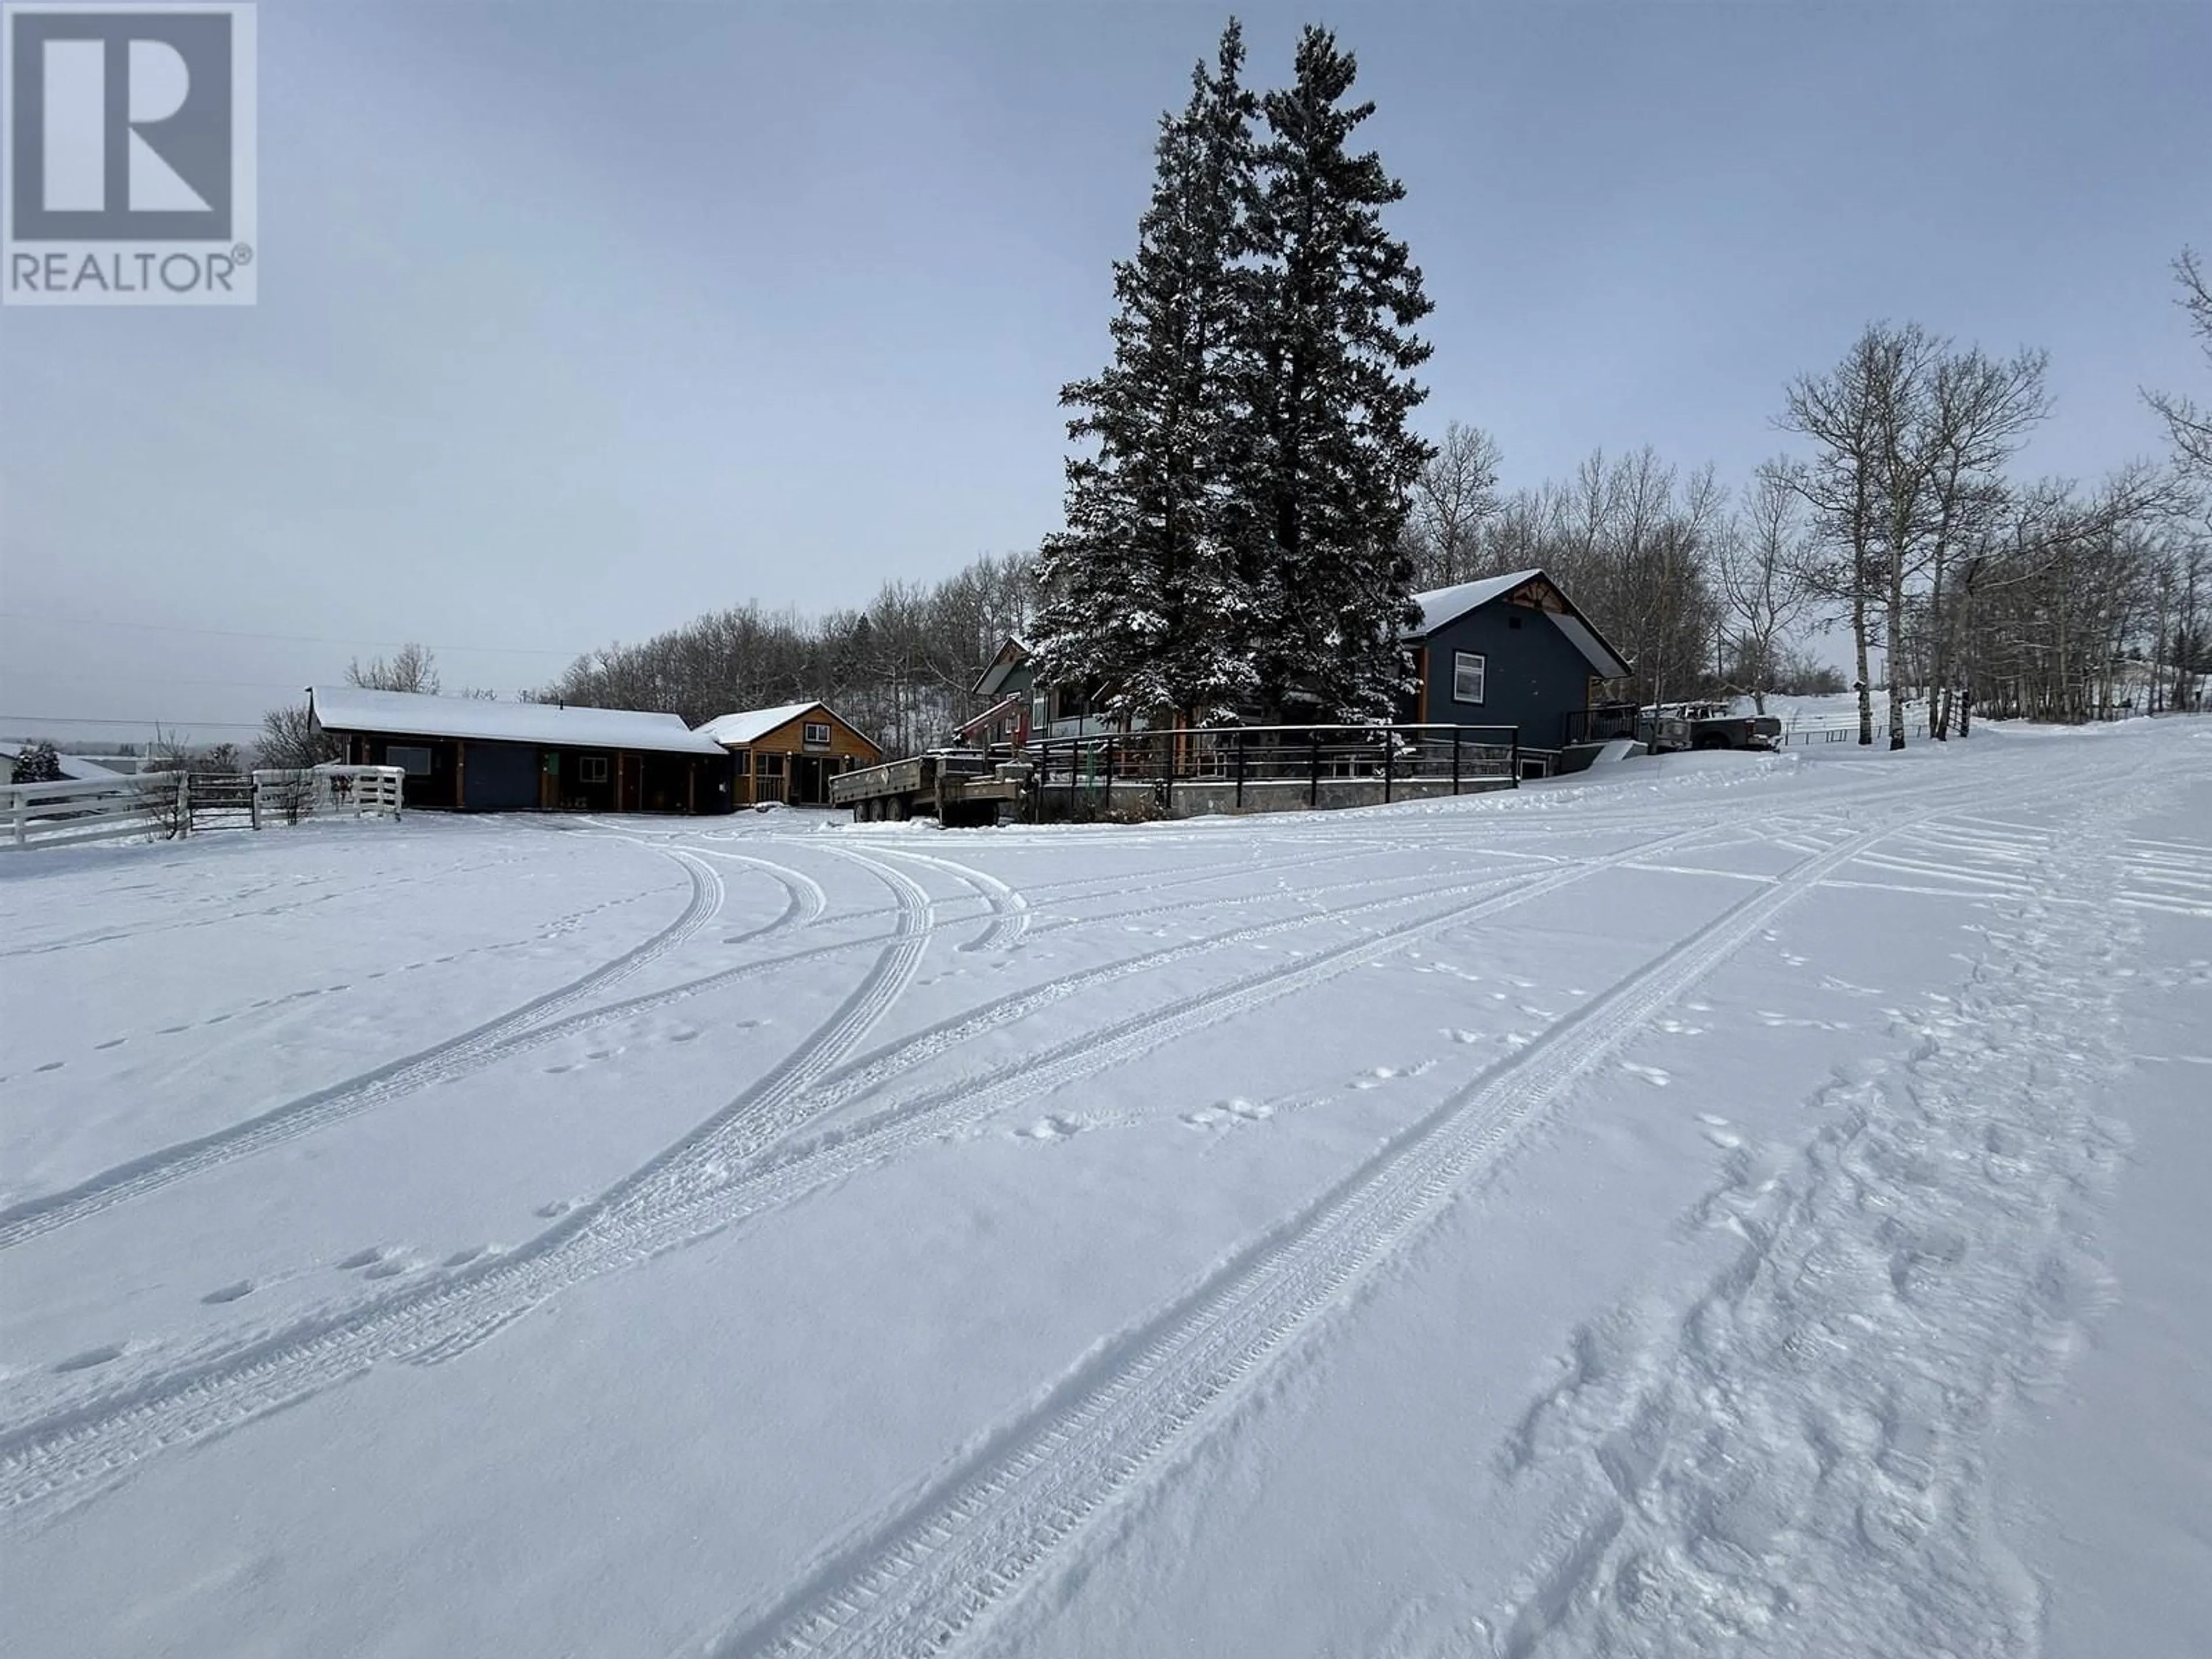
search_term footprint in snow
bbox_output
[1013,1115,1082,1142]
[1621,1062,1672,1088]
[1696,1113,1742,1149]
[201,1280,255,1305]
[335,1247,386,1271]
[52,1343,124,1374]
[1180,1098,1276,1130]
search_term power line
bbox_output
[0,669,331,692]
[0,610,586,657]
[0,714,267,730]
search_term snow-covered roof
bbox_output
[310,687,725,755]
[972,637,1033,698]
[0,742,134,781]
[694,702,827,747]
[1406,569,1633,680]
[1408,570,1546,636]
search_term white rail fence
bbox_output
[2,771,187,850]
[250,766,405,828]
[1772,706,1933,745]
[2,765,404,850]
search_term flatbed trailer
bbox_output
[828,751,1024,827]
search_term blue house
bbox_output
[1403,569,1633,754]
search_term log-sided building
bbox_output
[310,686,733,815]
[694,702,882,807]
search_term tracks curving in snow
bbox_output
[0,817,1735,1519]
[704,813,1921,1659]
[859,846,1031,952]
[0,849,934,1520]
[0,850,726,1253]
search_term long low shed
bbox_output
[310,687,733,814]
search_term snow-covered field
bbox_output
[2,721,2207,1658]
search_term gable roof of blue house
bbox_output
[1404,569,1632,679]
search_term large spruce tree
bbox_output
[1031,24,1260,725]
[1240,26,1434,722]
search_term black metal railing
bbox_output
[1022,723,1520,823]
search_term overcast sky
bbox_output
[1,1,2205,743]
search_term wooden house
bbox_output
[694,702,882,806]
[1403,570,1633,755]
[309,686,733,814]
[969,637,1119,742]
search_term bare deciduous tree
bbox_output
[1404,421,1502,589]
[347,642,441,695]
[256,702,340,770]
[2146,247,2212,479]
[1714,463,1816,713]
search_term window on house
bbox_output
[759,753,784,777]
[802,721,831,748]
[1453,652,1486,704]
[388,744,433,777]
[732,751,749,776]
[578,755,610,784]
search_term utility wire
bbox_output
[0,610,585,657]
[0,714,267,730]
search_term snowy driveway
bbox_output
[2,724,2207,1657]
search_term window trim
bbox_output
[802,721,832,749]
[387,744,433,777]
[1452,650,1486,706]
[578,755,610,784]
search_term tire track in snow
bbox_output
[0,850,727,1253]
[0,849,934,1520]
[702,816,1925,1659]
[527,816,1749,1238]
[0,819,1736,1517]
[0,765,2084,1514]
[687,849,830,940]
[858,847,1030,951]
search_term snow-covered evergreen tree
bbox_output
[1240,26,1434,722]
[1032,24,1260,725]
[9,738,62,784]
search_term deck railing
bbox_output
[1023,723,1520,822]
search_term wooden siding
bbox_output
[716,705,883,808]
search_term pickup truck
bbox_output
[1641,703,1781,753]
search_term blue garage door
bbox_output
[463,742,541,810]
